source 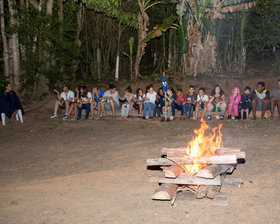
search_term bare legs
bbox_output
[240,109,249,120]
[195,103,207,119]
[252,97,268,118]
[270,97,280,118]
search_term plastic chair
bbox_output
[1,109,23,126]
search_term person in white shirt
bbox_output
[143,85,157,119]
[194,87,209,120]
[103,84,120,117]
[77,86,92,120]
[50,85,74,119]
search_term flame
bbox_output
[184,120,223,174]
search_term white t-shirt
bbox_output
[81,92,92,103]
[197,94,209,103]
[104,90,120,105]
[145,91,157,104]
[60,90,74,102]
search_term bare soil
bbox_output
[0,92,280,224]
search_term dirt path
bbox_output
[0,105,279,224]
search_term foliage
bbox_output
[245,0,280,52]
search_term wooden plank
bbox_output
[147,155,237,166]
[152,184,178,200]
[161,147,241,156]
[196,164,234,179]
[176,191,228,207]
[164,148,245,159]
[164,165,184,178]
[159,173,221,185]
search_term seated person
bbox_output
[77,86,92,120]
[251,81,269,120]
[103,84,120,117]
[143,85,157,119]
[119,86,134,118]
[0,82,24,123]
[162,88,175,121]
[270,79,280,120]
[184,85,197,119]
[91,87,104,120]
[172,88,186,118]
[50,85,74,119]
[131,88,144,118]
[153,88,164,118]
[207,84,227,120]
[228,87,241,120]
[194,87,208,120]
[239,86,252,120]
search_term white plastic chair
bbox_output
[1,109,23,126]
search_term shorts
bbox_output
[133,102,140,110]
[59,101,65,109]
[106,102,120,111]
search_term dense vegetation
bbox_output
[0,0,279,97]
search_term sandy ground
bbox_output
[0,103,279,224]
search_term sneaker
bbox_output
[63,115,68,120]
[207,115,211,120]
[193,117,197,120]
[166,118,170,122]
[71,117,77,121]
[251,116,256,120]
[77,117,81,120]
[261,116,266,120]
[220,115,224,120]
[127,115,132,119]
[228,115,231,120]
[142,116,146,120]
[170,116,174,120]
[50,114,58,119]
[137,115,142,118]
[160,118,165,122]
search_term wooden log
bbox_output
[152,184,178,200]
[146,155,237,166]
[223,177,243,187]
[196,164,235,179]
[159,173,221,185]
[165,148,245,159]
[195,185,221,199]
[164,165,184,178]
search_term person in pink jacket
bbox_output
[228,87,241,120]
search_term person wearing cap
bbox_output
[50,85,74,119]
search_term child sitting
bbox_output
[239,86,252,120]
[119,86,134,118]
[194,87,209,120]
[228,87,241,120]
[251,82,269,120]
[131,88,144,118]
[153,88,164,118]
[207,84,227,120]
[143,85,157,119]
[172,89,186,118]
[184,85,197,119]
[77,86,92,120]
[161,88,175,122]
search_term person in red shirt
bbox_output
[171,89,187,117]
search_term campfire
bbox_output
[146,120,245,205]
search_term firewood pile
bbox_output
[146,147,245,206]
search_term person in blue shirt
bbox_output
[91,87,104,120]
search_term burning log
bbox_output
[159,173,221,185]
[146,155,237,166]
[164,165,184,178]
[152,184,178,200]
[162,147,245,159]
[196,164,235,179]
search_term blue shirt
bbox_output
[94,90,104,102]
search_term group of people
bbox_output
[50,79,280,121]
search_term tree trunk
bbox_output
[134,2,149,79]
[115,22,122,81]
[97,47,101,80]
[0,0,10,78]
[8,0,21,89]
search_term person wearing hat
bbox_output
[50,85,74,119]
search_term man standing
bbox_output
[251,82,269,120]
[0,82,24,123]
[270,79,280,120]
[50,85,74,119]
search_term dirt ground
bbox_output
[0,100,279,224]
